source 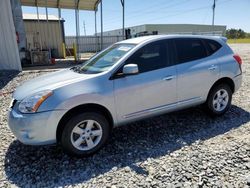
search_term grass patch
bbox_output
[227,38,250,44]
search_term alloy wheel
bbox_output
[70,120,103,151]
[212,89,229,112]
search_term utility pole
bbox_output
[212,0,216,26]
[120,0,125,39]
[83,21,86,36]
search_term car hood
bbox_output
[13,69,95,100]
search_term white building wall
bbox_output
[0,0,21,70]
[24,21,64,57]
[145,24,226,35]
[11,0,26,51]
[97,25,146,36]
[99,24,226,37]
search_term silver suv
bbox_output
[8,35,242,156]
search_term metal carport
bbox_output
[20,0,125,60]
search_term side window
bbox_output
[125,41,169,73]
[204,39,222,55]
[175,38,207,64]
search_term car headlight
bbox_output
[18,90,53,113]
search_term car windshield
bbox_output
[71,44,136,74]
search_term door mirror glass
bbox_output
[123,64,139,75]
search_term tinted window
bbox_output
[204,39,222,55]
[125,41,171,73]
[175,38,207,64]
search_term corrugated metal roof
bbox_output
[22,13,60,21]
[21,0,100,11]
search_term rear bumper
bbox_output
[233,74,242,93]
[8,108,66,145]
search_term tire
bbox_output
[61,112,111,157]
[204,84,232,116]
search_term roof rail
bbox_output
[212,36,227,43]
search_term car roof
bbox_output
[117,35,227,45]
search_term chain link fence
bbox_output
[65,35,124,53]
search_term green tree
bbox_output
[238,29,246,38]
[226,28,246,39]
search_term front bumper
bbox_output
[8,108,66,145]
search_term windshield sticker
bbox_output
[118,46,132,51]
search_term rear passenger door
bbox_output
[174,38,220,104]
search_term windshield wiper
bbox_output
[70,66,82,73]
[70,66,101,74]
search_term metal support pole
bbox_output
[212,0,216,35]
[212,0,216,26]
[58,8,61,30]
[75,0,80,61]
[45,0,51,59]
[121,0,125,39]
[95,10,97,36]
[100,0,103,50]
[57,0,61,28]
[36,5,39,27]
[77,9,80,59]
[36,0,42,50]
[58,3,64,58]
[94,9,98,52]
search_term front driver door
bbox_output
[113,40,177,123]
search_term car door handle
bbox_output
[208,65,218,71]
[162,75,175,81]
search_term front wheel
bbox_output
[61,112,111,157]
[204,84,232,116]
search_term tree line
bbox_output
[225,28,250,39]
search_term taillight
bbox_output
[233,54,242,65]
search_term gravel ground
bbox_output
[0,44,250,187]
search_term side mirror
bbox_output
[123,64,139,75]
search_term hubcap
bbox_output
[212,89,229,112]
[70,120,103,151]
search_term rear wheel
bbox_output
[205,84,232,116]
[61,112,110,157]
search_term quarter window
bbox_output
[175,39,207,64]
[204,39,222,55]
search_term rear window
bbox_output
[174,38,207,64]
[203,39,222,55]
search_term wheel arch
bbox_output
[207,77,235,100]
[56,103,114,143]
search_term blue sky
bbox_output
[22,0,250,36]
